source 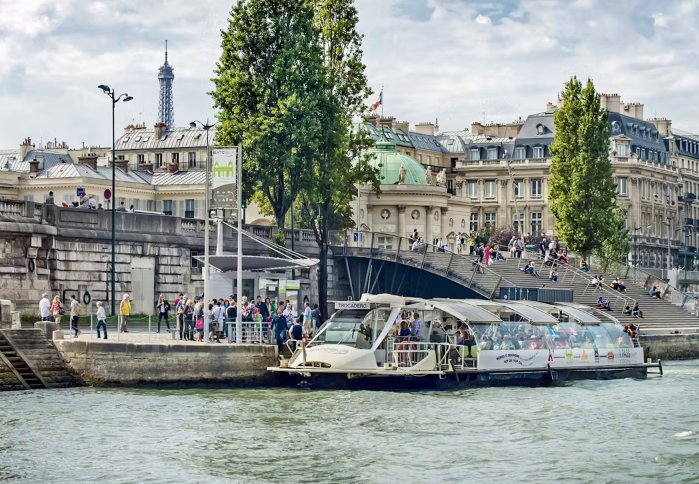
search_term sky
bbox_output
[1,0,699,149]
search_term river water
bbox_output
[2,361,699,484]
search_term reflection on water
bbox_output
[1,361,699,484]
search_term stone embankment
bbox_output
[641,334,699,361]
[54,338,278,387]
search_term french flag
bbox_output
[373,90,383,111]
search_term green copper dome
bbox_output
[368,139,427,185]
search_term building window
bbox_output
[185,199,195,219]
[533,146,544,158]
[426,156,431,165]
[23,194,34,202]
[156,153,164,167]
[147,200,156,212]
[487,147,498,160]
[531,212,542,234]
[513,212,525,233]
[469,213,478,232]
[531,179,542,197]
[485,180,496,199]
[191,250,203,269]
[485,213,496,228]
[137,154,145,164]
[171,152,180,164]
[447,179,456,196]
[470,149,480,161]
[618,178,628,196]
[133,199,139,211]
[514,147,525,159]
[417,154,422,162]
[617,143,628,157]
[468,182,478,199]
[163,200,173,216]
[188,152,197,168]
[514,180,523,198]
[536,124,545,135]
[377,236,394,250]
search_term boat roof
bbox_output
[432,300,503,323]
[462,299,560,323]
[515,301,601,323]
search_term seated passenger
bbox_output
[582,336,594,349]
[500,334,516,350]
[623,302,632,315]
[527,334,541,349]
[479,335,493,351]
[597,296,612,311]
[649,286,662,299]
[464,333,478,358]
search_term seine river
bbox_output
[2,361,699,484]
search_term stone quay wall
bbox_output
[54,339,278,387]
[0,201,328,315]
[641,334,699,361]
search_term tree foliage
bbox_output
[210,0,324,228]
[594,209,631,271]
[297,0,380,318]
[548,77,618,256]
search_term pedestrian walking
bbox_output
[302,301,313,338]
[51,295,64,328]
[96,301,108,339]
[311,303,323,330]
[39,293,51,322]
[156,294,170,333]
[119,293,131,333]
[69,295,80,338]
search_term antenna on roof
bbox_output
[165,39,168,64]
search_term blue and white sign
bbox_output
[77,187,85,197]
[353,232,363,243]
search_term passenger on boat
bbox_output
[398,321,411,337]
[527,334,542,349]
[500,334,516,350]
[623,302,632,315]
[288,320,304,352]
[632,304,643,318]
[479,336,493,350]
[410,312,423,339]
[625,322,638,338]
[582,335,594,349]
[463,333,478,358]
[360,320,372,344]
[455,325,468,345]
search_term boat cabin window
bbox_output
[469,321,635,351]
[313,308,394,348]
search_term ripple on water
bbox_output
[0,362,699,483]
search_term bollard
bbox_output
[148,315,151,343]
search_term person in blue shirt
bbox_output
[410,312,423,339]
[271,308,288,353]
[398,321,411,337]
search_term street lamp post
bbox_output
[98,85,133,315]
[633,225,642,267]
[190,120,218,342]
[684,230,689,290]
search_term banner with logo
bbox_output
[211,147,238,209]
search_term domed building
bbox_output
[354,135,470,246]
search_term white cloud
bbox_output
[1,0,699,148]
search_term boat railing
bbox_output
[389,337,451,369]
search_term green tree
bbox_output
[594,210,631,271]
[298,0,380,318]
[210,0,324,229]
[549,77,618,257]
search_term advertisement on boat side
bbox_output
[478,347,644,370]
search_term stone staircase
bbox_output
[0,329,81,391]
[474,250,699,332]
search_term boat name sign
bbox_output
[334,302,371,310]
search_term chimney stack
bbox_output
[77,152,98,171]
[19,137,32,161]
[168,158,179,173]
[112,159,129,173]
[29,159,40,174]
[154,123,167,139]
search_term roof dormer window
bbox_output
[122,137,129,143]
[134,136,141,142]
[142,136,150,142]
[536,124,545,135]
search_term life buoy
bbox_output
[83,291,91,305]
[396,341,416,361]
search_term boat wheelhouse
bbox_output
[268,294,662,389]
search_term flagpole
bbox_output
[381,84,384,118]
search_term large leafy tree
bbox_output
[549,77,618,257]
[298,0,380,318]
[210,0,324,229]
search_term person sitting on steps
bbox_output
[623,302,632,315]
[632,304,643,319]
[649,286,662,299]
[597,296,612,311]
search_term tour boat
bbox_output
[268,294,662,389]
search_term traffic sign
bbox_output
[77,187,85,197]
[104,189,112,200]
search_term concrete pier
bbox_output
[54,339,278,387]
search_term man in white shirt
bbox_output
[39,293,51,321]
[69,295,80,337]
[302,302,313,338]
[88,195,97,210]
